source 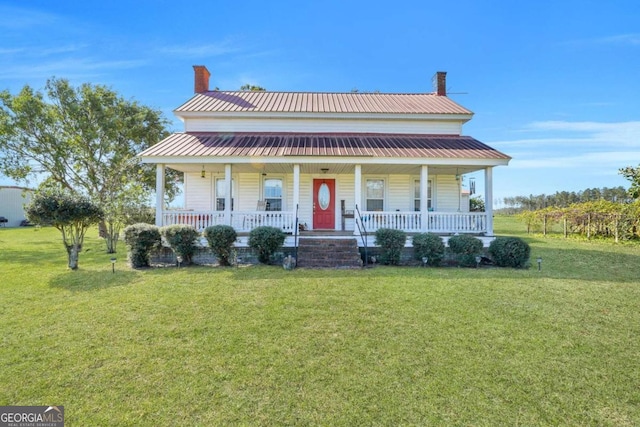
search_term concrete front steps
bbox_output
[296,237,363,268]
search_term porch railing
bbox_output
[231,211,296,233]
[163,210,486,234]
[429,212,487,234]
[162,210,296,233]
[162,211,225,231]
[359,211,487,234]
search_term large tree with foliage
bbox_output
[239,84,266,91]
[620,165,640,199]
[0,78,179,252]
[26,189,103,269]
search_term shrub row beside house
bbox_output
[123,223,286,268]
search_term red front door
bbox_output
[313,179,335,229]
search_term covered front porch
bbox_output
[152,161,497,238]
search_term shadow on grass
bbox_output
[45,244,640,290]
[49,269,139,292]
[2,235,69,265]
[223,245,640,283]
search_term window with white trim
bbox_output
[366,179,384,211]
[215,178,234,211]
[414,179,432,211]
[263,178,282,211]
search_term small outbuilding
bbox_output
[0,186,33,227]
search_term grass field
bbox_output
[1,217,639,426]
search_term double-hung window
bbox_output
[264,178,283,211]
[215,178,234,211]
[414,179,432,211]
[366,179,384,211]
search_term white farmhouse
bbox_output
[138,66,510,265]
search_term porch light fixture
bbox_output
[110,257,116,274]
[537,256,542,271]
[176,255,183,268]
[321,168,329,174]
[201,166,206,178]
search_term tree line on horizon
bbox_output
[498,186,631,214]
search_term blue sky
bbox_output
[1,0,639,205]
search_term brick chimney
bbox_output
[193,65,211,93]
[433,71,447,96]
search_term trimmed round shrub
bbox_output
[447,234,483,267]
[123,223,161,268]
[412,232,445,266]
[204,225,237,266]
[248,226,286,264]
[374,228,407,265]
[488,236,531,268]
[160,224,200,265]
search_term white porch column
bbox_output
[293,164,300,215]
[485,167,494,236]
[155,164,165,227]
[420,165,429,231]
[224,164,232,226]
[354,164,362,235]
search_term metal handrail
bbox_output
[355,204,368,266]
[294,203,299,266]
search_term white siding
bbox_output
[284,175,293,211]
[388,175,412,211]
[184,117,463,135]
[436,175,461,211]
[184,173,212,211]
[0,187,32,227]
[298,174,313,228]
[237,173,260,211]
[338,175,355,230]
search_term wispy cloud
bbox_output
[0,47,24,55]
[489,120,640,176]
[513,151,640,169]
[595,33,640,45]
[492,120,640,148]
[38,44,89,56]
[0,58,147,81]
[0,5,61,30]
[157,40,241,58]
[564,33,640,47]
[528,120,640,132]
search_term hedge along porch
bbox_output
[139,66,511,249]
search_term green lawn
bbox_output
[1,218,639,426]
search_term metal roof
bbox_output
[175,91,473,115]
[139,133,510,160]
